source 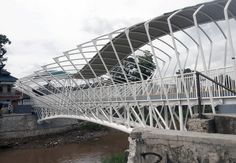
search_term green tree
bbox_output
[176,68,193,75]
[0,34,11,70]
[138,50,156,80]
[111,50,156,83]
[0,35,11,45]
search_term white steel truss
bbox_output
[15,0,236,133]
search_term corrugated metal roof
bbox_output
[78,0,236,79]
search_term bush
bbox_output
[101,153,127,163]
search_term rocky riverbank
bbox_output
[0,122,110,149]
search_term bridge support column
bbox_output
[164,106,168,126]
[178,105,184,131]
[109,106,113,123]
[149,106,153,127]
[127,105,130,128]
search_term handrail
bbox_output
[195,71,236,118]
[196,71,236,95]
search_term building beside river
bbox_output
[0,69,22,108]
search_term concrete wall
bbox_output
[128,128,236,163]
[214,114,236,134]
[0,114,79,139]
[188,114,236,135]
[217,104,236,114]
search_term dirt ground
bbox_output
[0,124,111,149]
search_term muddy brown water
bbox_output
[0,132,129,163]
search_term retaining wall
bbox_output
[214,114,236,134]
[0,114,79,139]
[128,128,236,163]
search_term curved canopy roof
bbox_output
[78,0,236,79]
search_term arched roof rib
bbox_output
[76,0,236,79]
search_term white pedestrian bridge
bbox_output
[15,0,236,133]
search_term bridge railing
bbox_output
[35,66,236,106]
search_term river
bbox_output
[0,131,129,163]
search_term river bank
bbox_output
[0,113,129,163]
[0,113,80,139]
[0,122,115,150]
[0,130,129,163]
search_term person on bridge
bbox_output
[7,104,12,114]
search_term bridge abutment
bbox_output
[128,114,236,163]
[128,127,236,163]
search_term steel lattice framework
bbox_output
[15,0,236,133]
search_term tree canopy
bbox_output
[0,34,11,70]
[176,68,193,75]
[111,50,156,83]
[0,34,11,56]
[0,35,11,46]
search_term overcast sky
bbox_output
[1,0,211,78]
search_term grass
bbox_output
[101,153,127,163]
